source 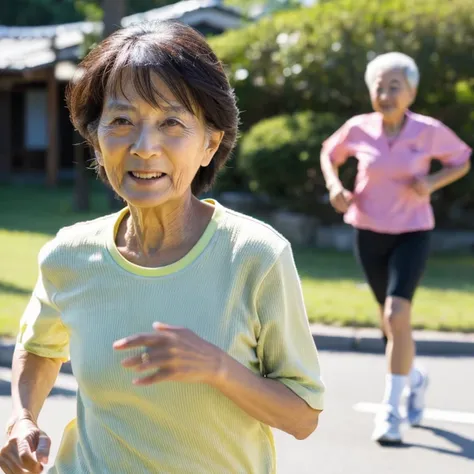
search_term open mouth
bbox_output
[128,171,166,182]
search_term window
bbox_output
[24,88,48,150]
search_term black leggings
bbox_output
[354,229,431,307]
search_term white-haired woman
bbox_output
[321,52,471,444]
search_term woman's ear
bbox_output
[202,130,225,167]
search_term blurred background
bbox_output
[1,0,473,338]
[0,1,473,472]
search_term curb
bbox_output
[1,326,473,370]
[310,324,474,357]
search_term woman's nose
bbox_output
[130,127,163,159]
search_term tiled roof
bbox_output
[0,0,242,72]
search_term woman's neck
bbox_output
[383,113,407,137]
[116,195,213,265]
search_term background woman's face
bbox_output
[370,69,416,121]
[97,73,218,208]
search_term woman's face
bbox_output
[96,73,222,208]
[369,68,416,121]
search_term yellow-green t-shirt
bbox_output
[17,200,324,474]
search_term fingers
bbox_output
[121,348,174,371]
[332,195,349,213]
[18,440,43,473]
[342,189,353,203]
[113,332,166,350]
[0,456,17,474]
[330,188,353,213]
[0,454,15,474]
[132,368,174,386]
[0,440,42,474]
[35,433,51,465]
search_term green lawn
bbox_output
[1,184,473,336]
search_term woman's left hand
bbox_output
[113,323,226,386]
[410,176,434,197]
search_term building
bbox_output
[0,0,243,185]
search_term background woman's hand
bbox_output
[114,323,226,386]
[329,185,353,213]
[0,418,51,473]
[410,176,433,197]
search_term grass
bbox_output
[1,184,473,336]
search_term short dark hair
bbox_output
[66,20,239,196]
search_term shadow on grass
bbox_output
[0,281,30,296]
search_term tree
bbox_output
[224,0,302,17]
[0,0,179,26]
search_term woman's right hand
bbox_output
[329,184,353,213]
[0,418,51,473]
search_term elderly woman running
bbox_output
[1,21,324,474]
[321,52,471,444]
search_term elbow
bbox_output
[464,159,471,175]
[291,409,322,440]
[457,159,471,176]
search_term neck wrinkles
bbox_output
[123,195,199,257]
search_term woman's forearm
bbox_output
[10,348,62,426]
[428,161,471,192]
[321,154,342,191]
[212,354,321,440]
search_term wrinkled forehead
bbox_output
[104,66,200,116]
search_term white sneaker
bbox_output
[372,411,403,445]
[407,367,429,427]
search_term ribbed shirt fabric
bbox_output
[17,200,324,474]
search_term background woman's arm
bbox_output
[428,161,471,192]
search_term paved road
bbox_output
[1,351,473,474]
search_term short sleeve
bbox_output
[256,244,325,410]
[321,121,353,166]
[16,242,69,362]
[431,121,472,167]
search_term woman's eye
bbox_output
[111,117,132,126]
[163,118,182,128]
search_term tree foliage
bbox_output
[238,111,352,218]
[0,0,179,26]
[211,0,474,138]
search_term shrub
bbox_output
[238,111,355,218]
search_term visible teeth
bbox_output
[131,172,163,179]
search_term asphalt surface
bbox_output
[0,351,473,474]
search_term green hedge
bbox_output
[238,111,356,217]
[211,0,474,135]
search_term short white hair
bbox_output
[364,52,420,91]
